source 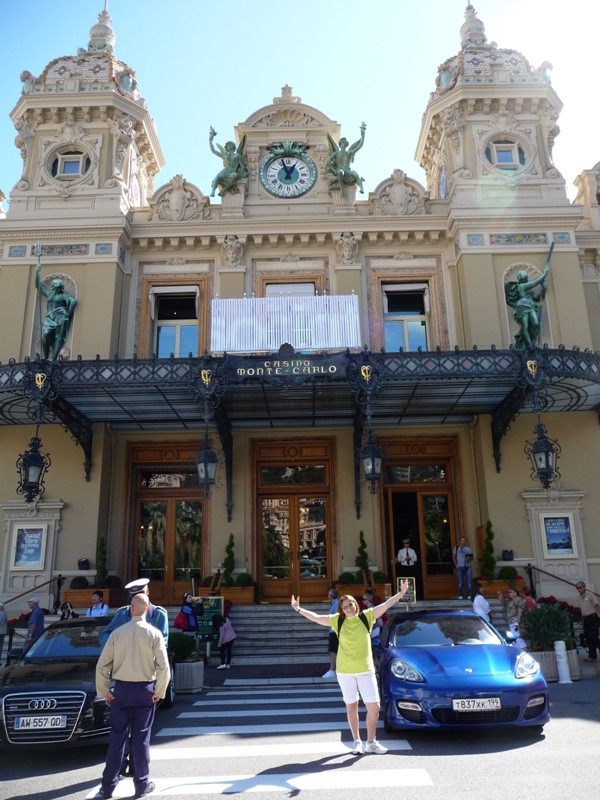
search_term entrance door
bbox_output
[260,495,329,602]
[136,495,204,606]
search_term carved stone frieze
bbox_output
[149,175,210,222]
[369,170,430,216]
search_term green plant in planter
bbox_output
[222,533,235,587]
[480,519,496,581]
[168,632,202,662]
[104,574,122,589]
[520,603,571,651]
[372,571,389,583]
[337,571,359,585]
[95,535,108,586]
[497,565,519,584]
[235,572,254,588]
[201,575,214,587]
[69,575,90,589]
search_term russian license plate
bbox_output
[452,697,501,711]
[15,715,67,729]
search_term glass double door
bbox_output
[260,495,329,603]
[136,497,203,606]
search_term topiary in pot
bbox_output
[235,572,254,588]
[95,535,108,586]
[69,575,90,589]
[355,530,370,574]
[104,574,122,589]
[480,519,496,581]
[222,533,235,587]
[497,565,519,584]
[372,571,389,583]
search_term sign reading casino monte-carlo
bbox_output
[230,352,347,382]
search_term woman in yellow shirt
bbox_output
[291,581,407,755]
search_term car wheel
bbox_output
[160,662,175,709]
[382,694,395,733]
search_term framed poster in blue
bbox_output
[541,513,577,559]
[12,525,47,569]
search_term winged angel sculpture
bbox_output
[326,122,366,197]
[504,243,553,349]
[209,127,249,197]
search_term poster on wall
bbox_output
[12,525,47,570]
[541,514,577,559]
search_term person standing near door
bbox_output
[397,537,418,596]
[453,536,473,600]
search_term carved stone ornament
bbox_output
[150,175,210,222]
[336,232,359,265]
[221,235,244,267]
[37,125,101,198]
[369,170,430,216]
[114,67,139,99]
[14,114,38,190]
[107,113,135,182]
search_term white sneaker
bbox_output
[365,740,388,755]
[351,740,364,754]
[216,664,227,670]
[322,669,336,679]
[226,664,231,669]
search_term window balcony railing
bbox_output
[211,294,361,353]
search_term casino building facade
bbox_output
[1,6,600,611]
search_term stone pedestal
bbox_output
[220,181,247,219]
[331,185,357,215]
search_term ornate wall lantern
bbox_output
[524,414,561,489]
[196,425,218,496]
[361,429,383,494]
[16,430,51,503]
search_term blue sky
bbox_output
[0,0,598,206]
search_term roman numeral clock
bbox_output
[259,141,317,198]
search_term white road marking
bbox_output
[150,739,411,759]
[192,693,341,705]
[157,720,384,736]
[86,769,432,797]
[178,705,345,718]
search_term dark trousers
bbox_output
[220,640,233,665]
[583,613,600,658]
[102,680,157,797]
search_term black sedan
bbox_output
[0,616,113,747]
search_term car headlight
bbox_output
[515,651,541,679]
[390,658,425,682]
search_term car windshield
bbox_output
[25,622,106,660]
[390,614,502,647]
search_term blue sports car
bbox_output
[376,609,549,731]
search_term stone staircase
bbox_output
[201,598,508,666]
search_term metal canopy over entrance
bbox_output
[2,346,600,479]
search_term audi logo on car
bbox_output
[28,698,58,711]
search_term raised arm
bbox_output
[372,580,409,620]
[291,595,333,627]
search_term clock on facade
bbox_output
[259,141,317,198]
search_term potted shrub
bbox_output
[63,570,124,610]
[480,519,496,581]
[168,632,204,693]
[520,602,580,681]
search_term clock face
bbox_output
[260,153,317,198]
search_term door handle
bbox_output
[165,564,168,572]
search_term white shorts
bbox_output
[336,671,380,705]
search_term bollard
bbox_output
[206,640,211,659]
[554,640,572,684]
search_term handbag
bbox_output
[174,611,189,631]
